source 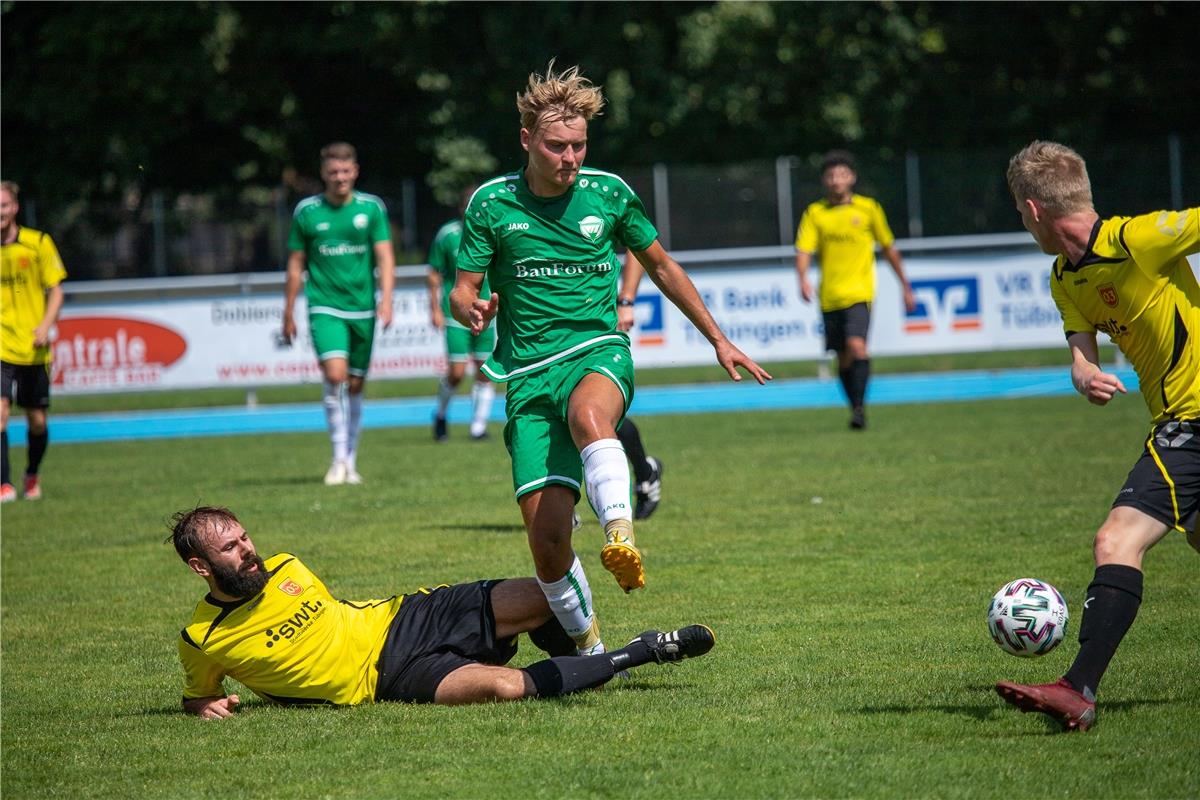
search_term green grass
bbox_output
[3,391,1195,799]
[46,346,1113,414]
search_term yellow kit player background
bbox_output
[794,195,895,312]
[1,226,67,364]
[1049,208,1199,423]
[179,553,403,705]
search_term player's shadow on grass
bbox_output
[436,523,526,534]
[854,685,1179,726]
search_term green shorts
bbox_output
[445,322,496,364]
[504,341,636,500]
[309,312,375,376]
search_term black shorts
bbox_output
[374,580,518,704]
[0,361,52,409]
[1112,419,1200,534]
[822,303,871,352]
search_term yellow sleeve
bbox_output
[36,233,67,287]
[1120,208,1199,275]
[868,200,895,248]
[1050,269,1095,336]
[795,207,819,253]
[179,633,226,700]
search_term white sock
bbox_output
[323,380,349,463]
[470,381,495,436]
[346,391,363,469]
[580,438,632,527]
[537,555,601,653]
[436,377,455,417]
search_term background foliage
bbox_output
[4,1,1197,214]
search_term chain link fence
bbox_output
[34,133,1198,282]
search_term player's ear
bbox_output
[187,556,211,578]
[520,128,532,152]
[1024,198,1042,222]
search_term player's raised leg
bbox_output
[569,372,642,592]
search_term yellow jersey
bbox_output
[1049,209,1200,423]
[1,226,67,364]
[178,553,404,706]
[795,194,895,312]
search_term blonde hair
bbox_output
[1007,141,1093,215]
[516,60,604,133]
[0,180,18,199]
[319,141,357,164]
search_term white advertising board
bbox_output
[52,250,1076,393]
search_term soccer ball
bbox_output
[987,578,1069,657]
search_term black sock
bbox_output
[617,419,652,483]
[849,359,870,410]
[1064,564,1143,698]
[522,655,617,697]
[26,430,48,476]
[528,617,577,657]
[1,431,10,485]
[837,366,854,408]
[607,637,653,671]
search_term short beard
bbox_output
[210,555,269,599]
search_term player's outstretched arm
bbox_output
[450,269,497,335]
[1067,332,1126,405]
[183,694,240,720]
[632,242,772,385]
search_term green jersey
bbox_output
[429,218,490,324]
[456,167,658,381]
[288,192,391,315]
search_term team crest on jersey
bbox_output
[279,579,303,597]
[353,213,369,230]
[578,215,605,242]
[1097,282,1119,308]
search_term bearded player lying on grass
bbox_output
[169,506,714,717]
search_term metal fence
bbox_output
[29,133,1198,282]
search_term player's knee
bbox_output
[491,671,531,701]
[26,412,47,434]
[1092,522,1131,564]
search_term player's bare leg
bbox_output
[520,486,605,654]
[568,373,642,592]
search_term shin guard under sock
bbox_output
[1064,564,1143,698]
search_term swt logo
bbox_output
[905,278,981,334]
[633,294,665,346]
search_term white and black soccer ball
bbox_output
[987,578,1069,657]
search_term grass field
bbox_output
[2,382,1196,798]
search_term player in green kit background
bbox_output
[283,142,395,486]
[451,62,771,656]
[427,184,496,442]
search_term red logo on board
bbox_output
[51,316,187,387]
[1097,283,1118,308]
[279,579,303,597]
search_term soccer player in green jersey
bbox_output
[427,184,496,441]
[451,63,770,656]
[170,505,714,717]
[794,151,916,430]
[1,181,66,503]
[283,143,395,486]
[995,141,1199,732]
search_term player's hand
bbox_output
[32,324,51,348]
[281,316,297,346]
[799,277,813,304]
[617,304,635,332]
[186,694,240,720]
[430,307,444,331]
[902,287,918,314]
[714,339,772,385]
[1075,366,1127,405]
[469,293,499,335]
[377,298,394,331]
